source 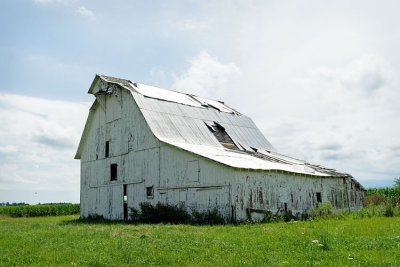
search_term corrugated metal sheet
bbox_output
[98,75,351,178]
[131,92,275,151]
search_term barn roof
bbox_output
[76,74,363,186]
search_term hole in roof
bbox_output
[205,121,239,150]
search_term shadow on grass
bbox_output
[59,217,135,226]
[58,217,234,227]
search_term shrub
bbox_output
[311,201,333,218]
[364,194,385,206]
[130,202,191,224]
[130,202,225,225]
[385,202,394,217]
[281,210,296,222]
[351,201,400,219]
[191,208,225,225]
[138,202,191,224]
[261,211,278,223]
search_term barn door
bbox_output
[123,184,128,220]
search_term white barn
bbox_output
[75,75,365,222]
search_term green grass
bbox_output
[0,215,400,266]
[0,204,79,217]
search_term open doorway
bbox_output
[123,184,128,220]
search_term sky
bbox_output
[0,0,399,204]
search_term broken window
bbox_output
[316,192,322,203]
[105,141,110,158]
[146,186,154,198]
[205,121,238,150]
[110,164,117,181]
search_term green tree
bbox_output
[394,177,400,188]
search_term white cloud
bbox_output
[0,93,90,203]
[76,6,95,20]
[34,0,76,4]
[175,20,208,31]
[172,51,240,99]
[247,54,400,187]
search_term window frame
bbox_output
[110,164,118,181]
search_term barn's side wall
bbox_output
[80,86,160,220]
[231,171,364,221]
[135,144,364,222]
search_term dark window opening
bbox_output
[284,203,288,212]
[105,141,110,158]
[205,121,239,150]
[110,164,117,181]
[316,192,322,203]
[123,184,128,220]
[146,186,154,198]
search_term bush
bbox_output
[385,202,394,217]
[191,208,225,225]
[311,201,333,218]
[364,194,385,206]
[356,203,399,218]
[130,202,225,225]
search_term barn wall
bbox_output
[138,144,235,221]
[231,170,365,221]
[138,144,364,222]
[80,86,160,219]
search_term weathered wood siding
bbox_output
[79,83,364,222]
[80,86,160,219]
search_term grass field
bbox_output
[0,215,399,266]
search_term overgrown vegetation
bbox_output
[0,204,79,217]
[365,177,400,205]
[130,202,225,225]
[1,215,399,265]
[311,201,333,218]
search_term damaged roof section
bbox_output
[205,121,239,150]
[83,74,359,181]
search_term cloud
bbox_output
[76,6,95,20]
[175,20,208,31]
[34,0,76,4]
[172,51,240,99]
[339,55,391,93]
[0,93,90,203]
[249,54,400,187]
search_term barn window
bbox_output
[316,192,322,203]
[105,141,110,158]
[205,121,238,150]
[146,186,154,198]
[110,164,117,181]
